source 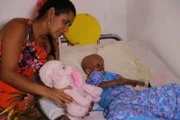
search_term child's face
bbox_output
[82,54,105,75]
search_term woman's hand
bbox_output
[46,86,73,108]
[55,114,70,120]
[86,101,94,116]
[89,101,94,112]
[82,101,94,118]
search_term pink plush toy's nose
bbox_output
[71,71,83,87]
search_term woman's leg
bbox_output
[0,81,36,119]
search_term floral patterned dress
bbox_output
[0,18,49,120]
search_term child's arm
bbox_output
[99,78,145,88]
[117,78,145,86]
[87,72,145,88]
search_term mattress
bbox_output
[39,40,180,120]
[126,40,179,86]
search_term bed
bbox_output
[37,33,180,120]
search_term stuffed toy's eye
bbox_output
[63,67,65,69]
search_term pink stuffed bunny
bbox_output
[39,60,102,120]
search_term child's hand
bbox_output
[130,81,145,87]
[139,81,152,88]
[136,81,145,86]
[133,81,151,91]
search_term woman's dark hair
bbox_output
[37,0,76,19]
[47,35,56,59]
[36,0,76,59]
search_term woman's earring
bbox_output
[48,20,51,28]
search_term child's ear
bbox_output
[85,69,91,75]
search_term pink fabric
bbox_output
[39,60,102,120]
[72,71,83,87]
[36,0,47,13]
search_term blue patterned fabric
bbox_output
[87,72,180,120]
[87,71,123,109]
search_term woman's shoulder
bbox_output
[1,18,29,39]
[1,18,29,32]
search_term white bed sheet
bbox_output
[85,40,180,120]
[126,40,180,86]
[40,40,180,120]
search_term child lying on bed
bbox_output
[82,54,180,120]
[81,54,150,89]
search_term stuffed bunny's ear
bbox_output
[71,71,83,87]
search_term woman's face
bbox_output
[49,11,75,39]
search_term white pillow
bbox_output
[97,41,152,81]
[60,44,97,80]
[60,41,152,82]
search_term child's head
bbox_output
[81,54,105,75]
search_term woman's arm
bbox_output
[0,18,72,106]
[99,78,145,88]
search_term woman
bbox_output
[0,0,76,119]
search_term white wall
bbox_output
[0,0,37,28]
[0,0,127,40]
[73,0,127,40]
[126,0,180,79]
[1,0,179,78]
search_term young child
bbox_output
[81,54,149,89]
[81,54,180,120]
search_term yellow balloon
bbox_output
[64,14,101,45]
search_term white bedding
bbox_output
[60,41,153,82]
[126,40,180,86]
[39,40,180,120]
[85,40,180,120]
